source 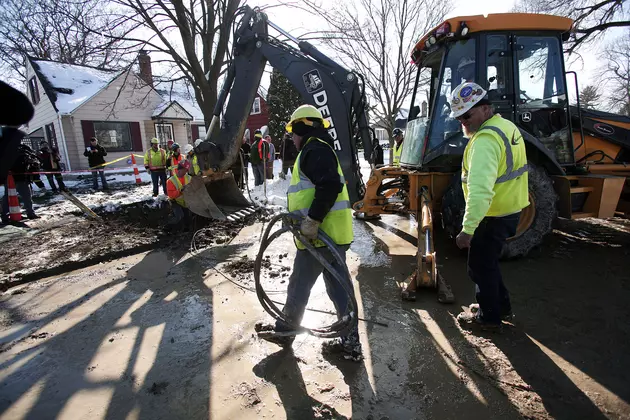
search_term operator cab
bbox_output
[401,14,574,170]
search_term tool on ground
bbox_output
[60,191,101,220]
[254,213,358,339]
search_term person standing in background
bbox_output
[84,137,109,191]
[38,141,67,193]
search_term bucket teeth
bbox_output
[183,174,252,220]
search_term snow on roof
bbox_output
[32,59,119,114]
[152,101,172,117]
[156,89,204,122]
[397,108,409,120]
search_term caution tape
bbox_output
[13,155,149,176]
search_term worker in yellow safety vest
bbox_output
[144,137,167,197]
[254,104,362,361]
[450,82,529,332]
[183,144,200,176]
[166,160,192,231]
[392,128,404,166]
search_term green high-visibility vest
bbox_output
[393,142,403,166]
[287,137,353,250]
[462,115,529,218]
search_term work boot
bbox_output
[469,303,514,322]
[254,322,295,348]
[457,310,503,333]
[322,336,363,362]
[26,213,40,220]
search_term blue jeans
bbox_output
[467,213,520,324]
[2,180,34,218]
[91,169,108,189]
[150,170,167,196]
[276,246,360,343]
[168,201,190,226]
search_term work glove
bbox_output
[300,215,320,241]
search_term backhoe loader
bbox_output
[186,7,630,301]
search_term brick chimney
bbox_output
[138,50,153,87]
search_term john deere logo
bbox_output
[593,123,615,136]
[303,70,323,94]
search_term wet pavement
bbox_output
[1,215,629,419]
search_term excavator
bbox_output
[186,6,630,302]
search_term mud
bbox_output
[0,215,628,419]
[0,201,264,287]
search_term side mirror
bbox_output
[409,105,420,120]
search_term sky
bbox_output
[247,0,608,106]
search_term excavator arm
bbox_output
[195,5,373,205]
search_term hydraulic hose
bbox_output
[254,213,358,338]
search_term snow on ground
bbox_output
[246,160,290,211]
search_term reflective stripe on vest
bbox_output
[169,174,191,206]
[287,137,353,249]
[476,126,528,183]
[393,142,403,166]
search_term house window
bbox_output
[250,97,261,115]
[45,123,58,149]
[29,77,40,105]
[154,123,174,147]
[93,121,132,152]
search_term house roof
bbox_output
[152,100,193,120]
[29,58,120,114]
[155,88,204,122]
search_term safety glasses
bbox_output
[456,107,476,121]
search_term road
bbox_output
[1,215,629,419]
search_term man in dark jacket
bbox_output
[2,145,39,222]
[84,137,109,190]
[279,132,298,179]
[38,141,67,193]
[255,105,361,361]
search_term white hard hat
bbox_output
[457,57,475,70]
[450,82,488,118]
[183,144,194,154]
[194,139,203,148]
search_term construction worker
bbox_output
[183,144,199,176]
[255,104,361,361]
[167,143,184,176]
[449,82,529,331]
[392,128,404,166]
[249,130,267,186]
[166,139,174,160]
[166,160,192,231]
[144,138,168,197]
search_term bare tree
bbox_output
[579,84,603,109]
[512,0,629,53]
[107,0,242,125]
[293,0,449,157]
[0,0,135,86]
[599,30,630,115]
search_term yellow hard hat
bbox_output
[150,137,159,144]
[285,104,330,133]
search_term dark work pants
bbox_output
[45,173,66,191]
[467,213,520,324]
[150,170,167,195]
[168,201,190,227]
[252,163,264,186]
[276,246,360,345]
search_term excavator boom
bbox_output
[187,5,373,219]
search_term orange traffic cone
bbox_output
[7,173,21,221]
[131,155,141,185]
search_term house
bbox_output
[24,52,207,170]
[244,86,269,143]
[371,108,410,144]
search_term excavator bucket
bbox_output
[184,172,253,220]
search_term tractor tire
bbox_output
[440,162,557,258]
